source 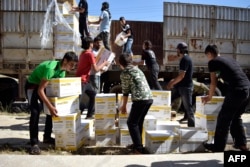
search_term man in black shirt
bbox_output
[202,44,249,152]
[71,0,90,38]
[167,42,194,127]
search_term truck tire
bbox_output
[0,78,18,108]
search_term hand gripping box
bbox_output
[44,95,79,115]
[46,77,81,97]
[196,96,224,115]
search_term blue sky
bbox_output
[76,0,250,22]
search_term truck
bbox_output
[0,0,250,108]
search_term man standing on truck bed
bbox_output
[25,52,78,155]
[202,44,249,152]
[167,42,195,127]
[70,0,90,40]
[119,16,133,55]
[88,2,111,51]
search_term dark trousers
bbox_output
[213,88,249,151]
[79,82,97,117]
[149,65,162,90]
[127,99,153,151]
[25,81,52,146]
[79,15,89,37]
[96,31,110,51]
[171,86,195,127]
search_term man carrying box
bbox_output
[25,51,78,155]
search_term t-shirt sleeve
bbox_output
[208,60,217,72]
[179,58,189,72]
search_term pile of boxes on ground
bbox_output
[45,77,247,153]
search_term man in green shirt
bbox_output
[25,51,78,155]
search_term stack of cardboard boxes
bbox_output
[45,77,86,151]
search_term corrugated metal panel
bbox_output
[110,20,163,64]
[163,2,250,67]
[2,11,48,32]
[0,0,51,11]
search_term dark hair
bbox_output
[143,40,152,50]
[101,2,111,19]
[62,51,78,62]
[94,36,102,42]
[119,16,125,21]
[205,44,219,57]
[119,53,132,67]
[176,42,188,54]
[81,36,94,49]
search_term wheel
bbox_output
[0,77,18,108]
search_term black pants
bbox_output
[25,81,52,146]
[213,88,249,151]
[79,15,89,37]
[127,99,153,151]
[96,31,110,51]
[149,65,162,90]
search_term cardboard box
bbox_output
[52,112,81,133]
[95,94,117,114]
[196,96,224,115]
[96,48,115,71]
[195,112,217,131]
[114,32,127,46]
[148,105,172,120]
[151,90,171,106]
[119,129,133,146]
[145,130,179,154]
[44,95,79,115]
[46,77,81,97]
[95,129,117,146]
[156,120,180,131]
[144,115,157,130]
[177,127,208,152]
[94,114,116,130]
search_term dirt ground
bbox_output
[1,110,250,155]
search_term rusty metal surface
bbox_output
[110,20,163,65]
[163,2,250,68]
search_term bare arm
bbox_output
[202,72,217,104]
[119,96,128,114]
[167,71,185,89]
[92,60,110,72]
[37,79,58,117]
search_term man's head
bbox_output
[143,40,152,50]
[119,53,133,69]
[205,44,219,60]
[61,51,78,71]
[101,2,109,11]
[81,36,94,50]
[176,42,188,56]
[93,36,102,51]
[119,16,126,25]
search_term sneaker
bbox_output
[203,142,215,152]
[30,145,41,155]
[43,137,55,145]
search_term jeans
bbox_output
[79,82,97,117]
[97,31,110,51]
[25,81,52,146]
[89,75,101,93]
[213,88,249,151]
[149,65,162,90]
[171,86,195,127]
[127,99,153,151]
[122,38,133,54]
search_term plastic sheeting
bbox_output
[40,0,80,49]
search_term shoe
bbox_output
[30,145,41,155]
[203,142,215,152]
[233,144,249,151]
[85,116,94,119]
[178,117,187,123]
[43,137,55,145]
[126,144,134,149]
